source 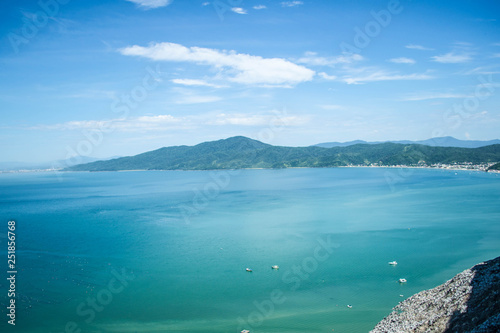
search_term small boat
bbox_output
[388,261,398,265]
[241,330,250,333]
[347,305,352,308]
[246,268,252,272]
[399,278,407,283]
[271,265,279,270]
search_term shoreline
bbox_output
[1,164,499,174]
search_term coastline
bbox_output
[1,163,499,174]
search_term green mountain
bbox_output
[488,162,500,171]
[64,136,500,172]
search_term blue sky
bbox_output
[1,0,500,163]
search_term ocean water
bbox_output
[0,167,499,333]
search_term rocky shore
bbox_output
[371,256,500,333]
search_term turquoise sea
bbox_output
[1,168,499,333]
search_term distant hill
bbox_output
[488,162,500,171]
[64,136,500,172]
[315,136,500,148]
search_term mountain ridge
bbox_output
[64,136,500,172]
[314,136,500,148]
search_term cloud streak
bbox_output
[171,78,226,88]
[431,52,472,63]
[210,113,307,126]
[281,1,303,7]
[32,112,306,132]
[342,68,433,84]
[125,0,172,9]
[231,7,247,14]
[389,57,416,64]
[401,92,472,101]
[318,72,337,80]
[120,42,315,86]
[405,44,434,51]
[297,52,363,66]
[33,115,181,132]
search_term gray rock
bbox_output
[370,256,500,333]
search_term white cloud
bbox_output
[389,57,416,64]
[34,114,182,132]
[136,114,179,123]
[318,72,337,80]
[431,52,472,63]
[202,2,210,6]
[210,113,307,126]
[231,7,247,14]
[492,53,500,58]
[458,66,500,75]
[342,68,433,84]
[297,52,363,66]
[125,0,172,9]
[175,95,222,104]
[281,1,303,7]
[32,111,306,132]
[401,93,472,101]
[120,42,315,86]
[405,44,434,51]
[253,5,266,10]
[171,78,226,88]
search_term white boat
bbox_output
[271,265,279,269]
[388,261,398,265]
[241,330,250,333]
[347,305,352,308]
[246,268,252,272]
[399,278,407,283]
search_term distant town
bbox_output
[351,162,500,172]
[2,162,500,174]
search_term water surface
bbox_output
[0,168,499,332]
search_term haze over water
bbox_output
[1,167,499,332]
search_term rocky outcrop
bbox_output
[371,256,500,333]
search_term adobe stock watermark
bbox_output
[8,0,70,54]
[178,108,292,224]
[62,267,135,333]
[237,235,339,332]
[384,73,498,191]
[384,167,415,192]
[340,0,403,54]
[61,65,162,169]
[438,74,498,133]
[211,0,243,21]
